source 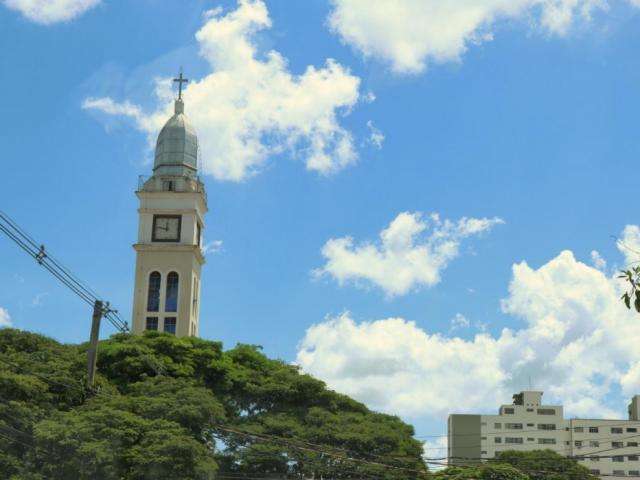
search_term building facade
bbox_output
[449,391,640,479]
[130,94,207,337]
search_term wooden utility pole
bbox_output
[86,300,103,389]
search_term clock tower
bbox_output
[131,74,207,337]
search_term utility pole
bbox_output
[86,300,103,389]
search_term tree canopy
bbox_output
[434,451,596,480]
[0,328,426,480]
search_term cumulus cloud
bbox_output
[327,0,637,74]
[83,0,363,181]
[0,308,12,327]
[591,250,607,271]
[617,225,640,267]
[314,212,504,297]
[298,240,640,421]
[2,0,99,24]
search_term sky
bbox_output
[3,0,640,454]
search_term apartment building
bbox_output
[448,391,640,478]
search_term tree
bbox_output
[493,450,596,480]
[0,328,427,479]
[435,464,530,480]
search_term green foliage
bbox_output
[435,451,596,480]
[0,328,426,479]
[493,450,596,480]
[620,267,640,313]
[436,463,530,480]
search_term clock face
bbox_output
[152,215,181,242]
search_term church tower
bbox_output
[131,73,207,337]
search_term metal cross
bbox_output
[173,69,189,100]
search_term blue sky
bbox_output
[3,0,640,447]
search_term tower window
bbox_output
[145,317,158,331]
[162,180,175,191]
[147,272,161,312]
[164,317,176,335]
[165,272,179,312]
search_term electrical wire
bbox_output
[0,211,128,333]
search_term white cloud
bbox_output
[2,0,99,24]
[298,240,640,421]
[31,292,49,307]
[366,120,384,149]
[591,250,607,271]
[202,239,223,255]
[83,0,363,181]
[617,225,640,267]
[314,212,504,297]
[327,0,628,74]
[450,313,470,331]
[0,308,12,327]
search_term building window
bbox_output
[495,437,502,443]
[505,438,523,444]
[503,408,515,414]
[192,276,199,316]
[589,470,600,475]
[629,472,640,477]
[629,442,639,447]
[537,408,556,415]
[613,442,625,449]
[575,441,583,448]
[527,423,535,427]
[481,451,487,455]
[591,457,600,462]
[506,423,523,430]
[538,424,556,431]
[613,471,625,477]
[589,427,599,433]
[575,427,584,433]
[628,428,638,433]
[145,317,158,331]
[162,180,175,191]
[589,441,600,447]
[197,223,202,247]
[613,456,625,463]
[527,438,535,442]
[612,427,624,434]
[164,317,177,335]
[165,272,179,312]
[538,438,556,445]
[494,423,502,429]
[527,408,534,412]
[629,456,639,462]
[147,272,161,312]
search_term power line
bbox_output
[0,210,128,333]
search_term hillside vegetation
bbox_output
[0,328,426,480]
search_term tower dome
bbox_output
[153,99,198,178]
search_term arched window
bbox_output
[165,272,179,312]
[147,272,161,312]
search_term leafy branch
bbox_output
[619,266,640,312]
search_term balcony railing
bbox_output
[137,175,206,198]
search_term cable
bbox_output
[215,426,429,478]
[0,211,128,333]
